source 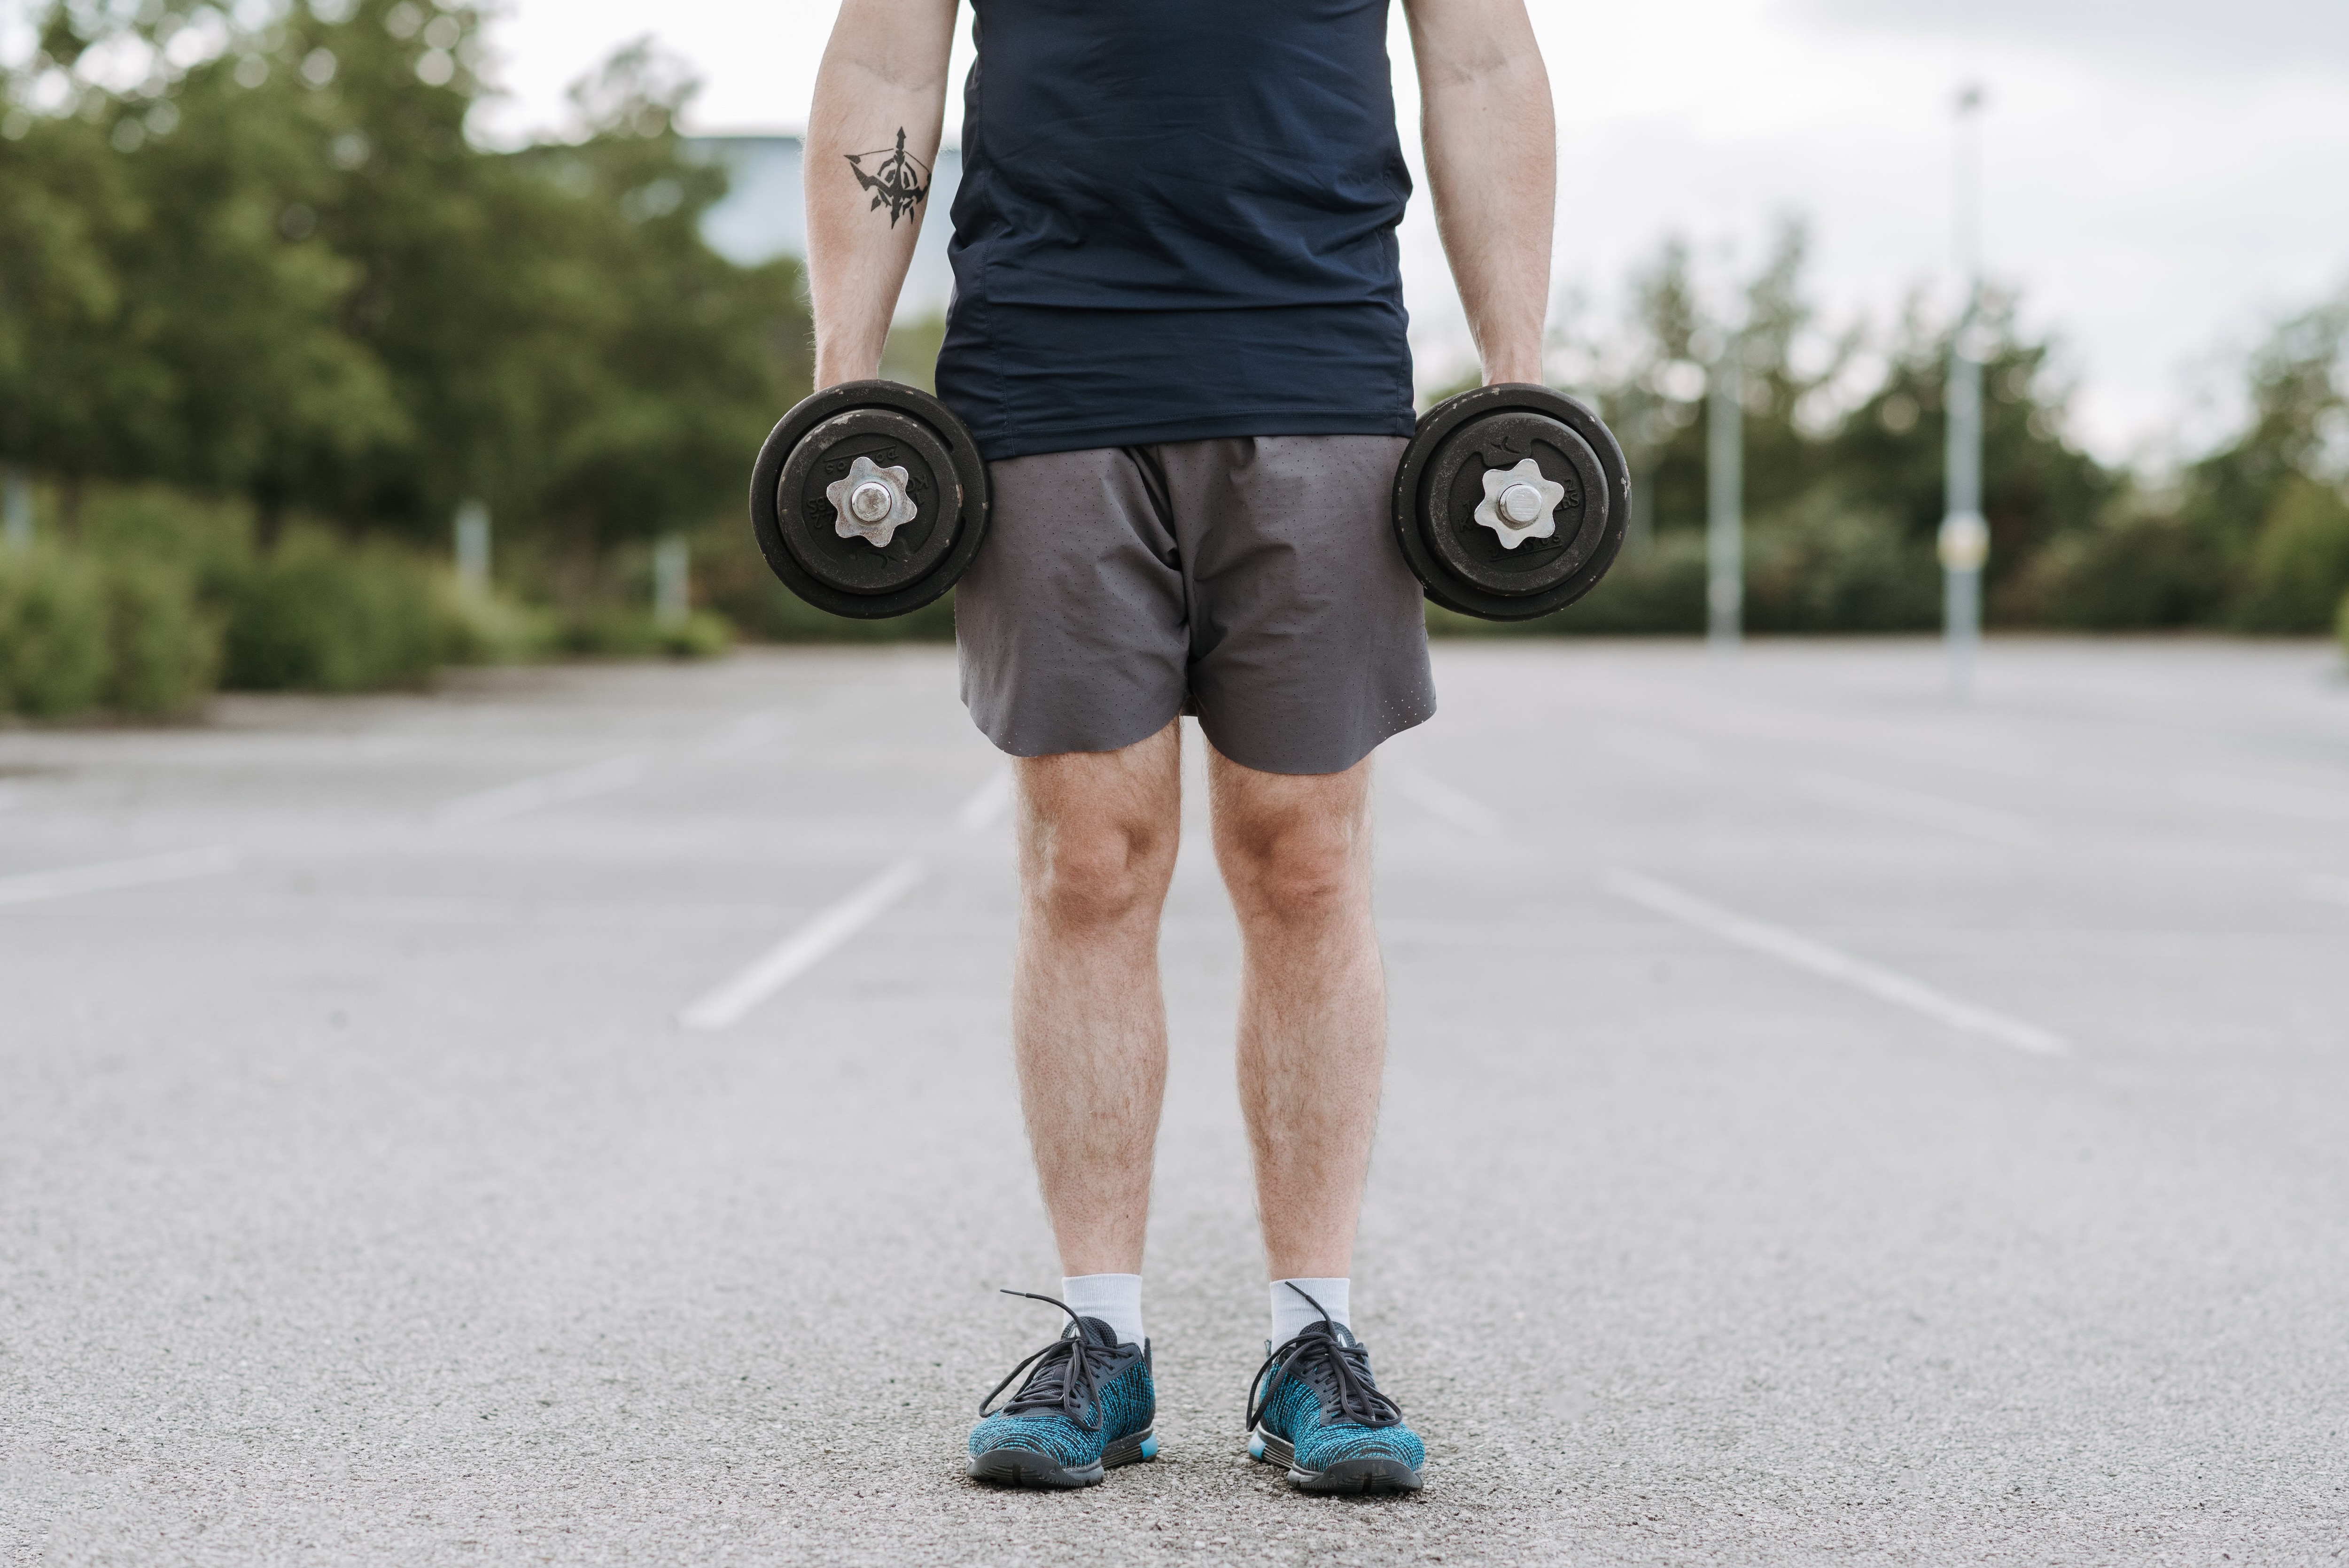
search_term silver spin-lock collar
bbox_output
[1471,458,1565,550]
[826,453,919,548]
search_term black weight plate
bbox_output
[748,380,990,620]
[1421,411,1607,597]
[1391,383,1632,622]
[777,408,958,596]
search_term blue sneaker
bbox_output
[967,1289,1158,1489]
[1246,1286,1424,1493]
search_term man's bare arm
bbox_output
[1407,0,1555,386]
[806,0,958,389]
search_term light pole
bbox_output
[1707,327,1744,648]
[653,534,691,628]
[1939,84,1989,699]
[454,499,491,598]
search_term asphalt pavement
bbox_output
[4,637,2346,1566]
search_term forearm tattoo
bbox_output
[846,129,931,226]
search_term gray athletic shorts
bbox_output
[955,435,1437,776]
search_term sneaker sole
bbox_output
[967,1429,1157,1489]
[1249,1428,1423,1494]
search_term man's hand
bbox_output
[806,0,959,389]
[1407,0,1555,387]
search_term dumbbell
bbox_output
[750,379,1627,623]
[1390,383,1631,621]
[747,380,991,619]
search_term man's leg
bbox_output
[1212,743,1422,1491]
[1207,746,1384,1282]
[1011,721,1182,1278]
[966,724,1176,1487]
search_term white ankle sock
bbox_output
[1061,1273,1145,1347]
[1269,1277,1350,1345]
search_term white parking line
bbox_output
[1602,867,2072,1057]
[677,770,1015,1031]
[432,755,649,829]
[0,845,241,908]
[1788,770,2039,846]
[1387,767,1505,839]
[679,857,928,1030]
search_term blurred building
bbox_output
[688,135,963,323]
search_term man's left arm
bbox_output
[1405,0,1556,385]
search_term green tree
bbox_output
[1823,292,2115,615]
[493,44,809,593]
[2025,290,2348,631]
[0,101,174,530]
[4,1,410,535]
[2190,299,2346,541]
[6,0,809,593]
[1552,227,2107,630]
[117,20,409,537]
[2235,476,2349,633]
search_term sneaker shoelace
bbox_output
[1245,1283,1405,1432]
[977,1289,1130,1434]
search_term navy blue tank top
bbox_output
[933,0,1417,460]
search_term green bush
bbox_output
[1744,492,1939,632]
[439,584,557,666]
[220,533,453,692]
[658,611,736,659]
[696,522,960,643]
[2235,478,2349,633]
[0,545,218,720]
[80,485,254,590]
[2024,512,2232,629]
[100,556,218,716]
[734,590,959,644]
[0,549,110,717]
[1430,497,1936,639]
[1428,531,1708,637]
[556,607,735,660]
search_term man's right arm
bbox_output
[806,0,959,390]
[1405,0,1554,387]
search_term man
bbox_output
[805,0,1553,1495]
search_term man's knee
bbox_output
[1025,813,1176,929]
[1221,819,1363,928]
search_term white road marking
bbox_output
[955,768,1015,834]
[678,856,929,1031]
[677,770,1011,1030]
[2303,875,2349,909]
[1602,867,2072,1057]
[1388,767,1505,839]
[1788,769,2039,846]
[432,755,649,829]
[0,845,240,908]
